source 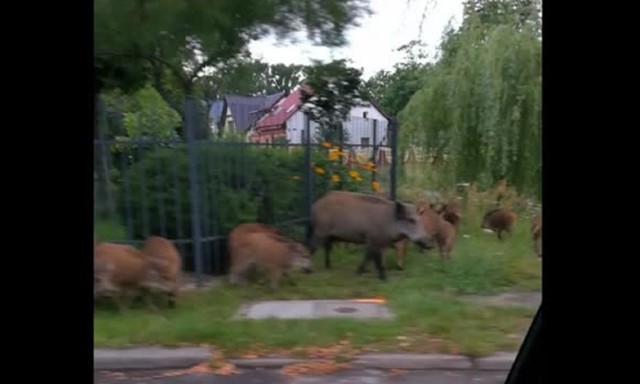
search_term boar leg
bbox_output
[324,240,334,269]
[267,267,283,292]
[356,251,371,275]
[283,271,297,286]
[167,290,177,308]
[370,247,387,281]
[394,240,408,270]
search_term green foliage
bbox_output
[301,59,364,143]
[118,144,307,245]
[311,142,380,194]
[94,0,372,96]
[94,218,127,242]
[121,86,181,140]
[363,40,432,116]
[399,0,541,196]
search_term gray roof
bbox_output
[209,100,226,125]
[223,92,285,133]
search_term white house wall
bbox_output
[284,107,388,146]
[286,110,320,144]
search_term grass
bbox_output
[94,205,541,358]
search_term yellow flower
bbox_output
[362,161,377,171]
[314,167,326,175]
[355,176,364,182]
[321,141,331,148]
[372,181,381,192]
[349,170,360,179]
[331,174,341,183]
[328,149,341,161]
[292,175,300,180]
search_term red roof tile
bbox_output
[256,87,311,129]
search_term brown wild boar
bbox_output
[229,231,312,290]
[394,203,457,269]
[531,213,542,258]
[94,242,169,308]
[141,236,182,307]
[228,223,281,259]
[481,208,517,240]
[434,200,463,227]
[310,190,432,281]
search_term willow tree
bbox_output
[400,1,541,197]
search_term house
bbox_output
[248,87,390,146]
[209,92,285,136]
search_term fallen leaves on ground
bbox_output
[101,372,127,380]
[281,360,351,377]
[302,339,356,360]
[207,351,240,375]
[387,369,406,377]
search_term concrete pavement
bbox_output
[94,349,517,372]
[95,368,509,384]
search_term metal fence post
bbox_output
[390,117,398,201]
[185,97,204,287]
[372,119,378,185]
[304,113,313,247]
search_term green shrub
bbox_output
[117,143,310,252]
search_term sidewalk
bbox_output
[94,347,517,372]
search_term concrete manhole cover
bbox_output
[235,300,395,320]
[334,307,358,313]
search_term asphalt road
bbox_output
[95,368,509,384]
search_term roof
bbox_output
[255,85,392,130]
[223,92,285,133]
[255,88,306,129]
[208,100,226,124]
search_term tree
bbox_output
[363,40,432,117]
[300,59,364,144]
[399,0,542,196]
[94,0,372,109]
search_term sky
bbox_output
[249,0,464,80]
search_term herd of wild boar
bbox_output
[94,190,542,308]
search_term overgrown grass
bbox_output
[94,216,540,357]
[95,164,541,357]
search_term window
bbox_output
[363,111,368,119]
[361,137,370,146]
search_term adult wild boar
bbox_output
[394,203,457,269]
[229,231,312,290]
[481,207,517,240]
[141,236,183,307]
[310,190,432,280]
[531,213,542,258]
[94,242,170,308]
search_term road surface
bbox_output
[95,368,508,384]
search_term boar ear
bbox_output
[417,205,426,215]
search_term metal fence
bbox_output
[94,97,398,286]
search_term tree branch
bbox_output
[96,51,186,85]
[188,55,220,83]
